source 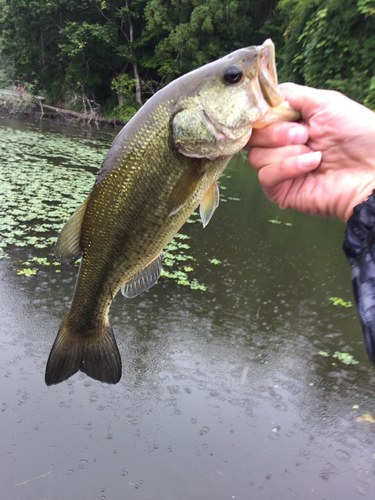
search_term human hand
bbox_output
[247,83,375,222]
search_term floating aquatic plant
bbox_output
[17,268,36,276]
[356,412,375,424]
[318,350,359,365]
[14,256,63,276]
[208,258,221,265]
[159,232,206,291]
[332,351,359,365]
[329,297,353,308]
[0,247,9,259]
[268,219,292,226]
[0,125,105,255]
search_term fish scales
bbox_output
[45,39,300,385]
[73,133,228,328]
[67,98,229,329]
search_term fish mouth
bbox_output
[246,40,301,128]
[257,40,284,107]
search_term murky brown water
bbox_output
[1,117,375,499]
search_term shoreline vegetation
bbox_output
[0,0,374,127]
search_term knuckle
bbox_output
[270,123,292,146]
[278,159,289,177]
[248,147,264,167]
[258,167,276,188]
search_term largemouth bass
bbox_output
[45,39,300,386]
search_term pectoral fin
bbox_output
[55,196,90,264]
[121,252,163,298]
[200,181,220,228]
[167,159,204,217]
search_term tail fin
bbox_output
[45,320,122,386]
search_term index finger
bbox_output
[245,122,309,149]
[279,82,333,120]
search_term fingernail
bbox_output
[298,151,322,170]
[288,126,308,145]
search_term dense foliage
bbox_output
[0,0,374,117]
[278,0,375,108]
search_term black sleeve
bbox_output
[343,190,375,364]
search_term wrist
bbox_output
[343,182,375,222]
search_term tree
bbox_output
[0,0,150,111]
[2,0,374,116]
[143,0,279,81]
[278,0,375,107]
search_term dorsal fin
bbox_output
[55,196,90,264]
[121,252,163,298]
[200,181,220,228]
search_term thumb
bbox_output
[279,82,332,120]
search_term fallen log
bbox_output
[40,104,125,127]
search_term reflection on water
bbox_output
[1,117,375,499]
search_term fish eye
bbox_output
[223,66,243,84]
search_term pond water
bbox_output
[1,116,375,500]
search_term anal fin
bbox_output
[121,252,163,298]
[200,181,220,228]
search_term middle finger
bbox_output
[249,145,311,170]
